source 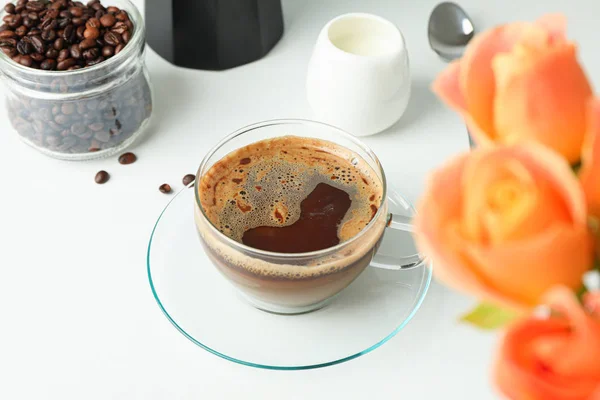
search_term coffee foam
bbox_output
[196,136,386,279]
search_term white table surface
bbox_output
[1,0,598,399]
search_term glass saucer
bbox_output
[147,185,432,370]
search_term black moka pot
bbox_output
[145,0,284,70]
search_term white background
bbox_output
[1,0,598,399]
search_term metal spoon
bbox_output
[428,2,475,61]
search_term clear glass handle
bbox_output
[370,213,426,270]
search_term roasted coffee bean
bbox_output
[182,174,195,186]
[57,48,69,61]
[86,55,103,65]
[26,27,41,37]
[159,184,172,194]
[26,1,46,12]
[76,102,86,114]
[54,114,70,125]
[114,43,123,54]
[40,57,56,70]
[79,37,96,49]
[121,30,131,44]
[70,122,86,135]
[111,21,127,34]
[18,54,32,67]
[14,25,27,36]
[100,44,113,57]
[72,17,85,27]
[5,14,22,28]
[61,103,75,115]
[75,129,93,139]
[16,39,32,54]
[30,52,44,62]
[41,28,56,41]
[62,24,74,41]
[0,37,17,47]
[0,45,17,57]
[0,30,16,38]
[57,17,71,29]
[84,27,99,39]
[103,31,120,46]
[106,6,119,14]
[76,25,85,39]
[27,12,39,21]
[69,7,84,17]
[94,131,110,142]
[115,11,129,21]
[82,47,98,60]
[44,8,59,20]
[118,152,136,165]
[53,37,65,50]
[39,17,57,31]
[86,17,100,29]
[99,13,115,27]
[46,135,61,147]
[57,57,76,70]
[69,43,81,59]
[88,122,104,131]
[0,24,7,32]
[50,1,65,10]
[29,35,45,53]
[22,16,34,28]
[4,3,15,14]
[95,170,109,184]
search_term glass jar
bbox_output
[0,0,152,160]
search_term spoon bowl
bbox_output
[428,2,474,61]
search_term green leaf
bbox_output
[460,302,521,330]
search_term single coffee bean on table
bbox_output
[95,170,109,184]
[182,174,195,186]
[159,183,172,194]
[118,152,136,165]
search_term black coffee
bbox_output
[199,136,383,252]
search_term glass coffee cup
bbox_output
[194,119,425,314]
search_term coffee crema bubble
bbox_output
[199,136,384,248]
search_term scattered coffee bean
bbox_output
[101,44,113,57]
[182,174,195,186]
[159,183,172,194]
[95,170,109,184]
[118,151,136,165]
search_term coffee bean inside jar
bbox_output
[0,0,153,160]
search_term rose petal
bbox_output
[460,146,573,244]
[414,154,494,298]
[492,41,592,163]
[495,286,600,400]
[431,60,467,113]
[543,287,600,375]
[581,98,600,218]
[536,13,567,43]
[460,23,530,141]
[466,226,592,307]
[416,152,530,310]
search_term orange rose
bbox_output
[494,287,600,400]
[433,14,593,163]
[414,144,593,309]
[581,98,600,219]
